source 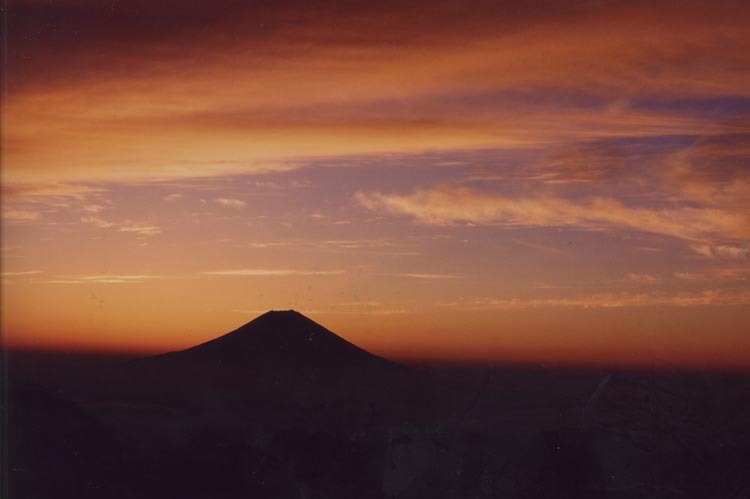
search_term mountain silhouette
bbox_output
[162,309,402,368]
[97,310,429,430]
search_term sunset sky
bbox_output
[2,0,749,369]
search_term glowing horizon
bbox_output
[2,0,749,369]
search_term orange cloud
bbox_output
[4,1,750,184]
[625,273,660,284]
[201,269,345,277]
[214,198,247,209]
[1,270,43,277]
[379,273,464,280]
[444,289,750,310]
[2,209,40,221]
[356,187,749,248]
[36,274,167,284]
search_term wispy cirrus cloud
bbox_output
[674,267,750,282]
[118,223,162,236]
[690,243,749,260]
[378,272,464,280]
[214,198,247,209]
[80,216,116,228]
[2,183,107,200]
[241,239,400,251]
[81,204,108,213]
[675,272,700,281]
[245,242,293,249]
[356,186,749,255]
[445,289,750,310]
[624,273,660,284]
[202,268,344,277]
[37,274,166,284]
[511,238,570,256]
[2,209,40,221]
[80,216,161,236]
[1,270,44,277]
[2,184,116,230]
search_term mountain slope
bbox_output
[98,310,429,429]
[164,309,401,369]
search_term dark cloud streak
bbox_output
[8,0,749,94]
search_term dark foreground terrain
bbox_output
[5,311,750,498]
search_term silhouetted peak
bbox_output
[241,309,318,331]
[176,309,355,361]
[146,309,404,373]
[255,309,306,320]
[261,309,302,316]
